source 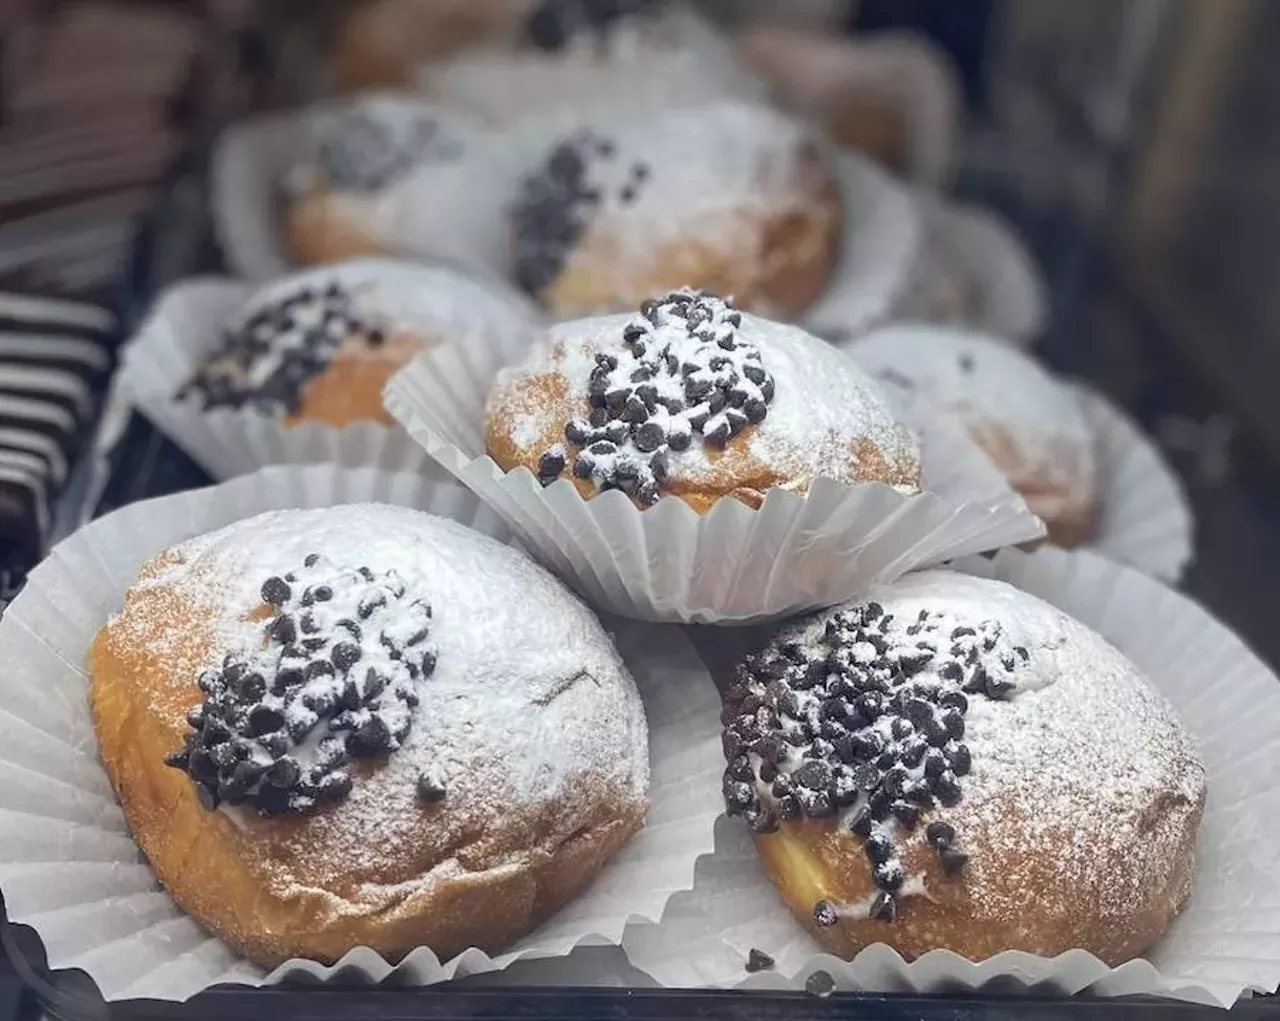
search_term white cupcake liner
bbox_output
[118,265,540,482]
[1072,382,1193,584]
[383,312,1043,624]
[0,465,725,1002]
[211,101,517,284]
[800,150,925,344]
[622,544,1280,1007]
[911,197,1047,345]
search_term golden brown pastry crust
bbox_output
[290,329,426,428]
[90,537,647,969]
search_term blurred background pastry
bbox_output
[509,102,843,319]
[849,325,1098,546]
[180,260,533,428]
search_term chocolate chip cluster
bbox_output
[721,602,1029,923]
[165,553,439,816]
[525,0,659,51]
[511,132,650,297]
[181,283,384,417]
[319,110,461,192]
[536,290,774,505]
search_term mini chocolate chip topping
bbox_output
[537,289,774,505]
[511,132,652,298]
[721,601,1032,924]
[164,553,438,816]
[525,0,660,51]
[745,948,775,973]
[179,282,383,417]
[317,109,462,192]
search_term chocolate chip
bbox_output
[864,833,893,865]
[848,804,873,836]
[933,771,962,807]
[939,690,968,713]
[874,860,905,892]
[946,743,972,777]
[745,804,779,833]
[261,576,291,606]
[304,553,320,568]
[812,900,839,927]
[745,948,775,973]
[270,614,297,645]
[869,891,896,922]
[890,801,920,829]
[939,845,969,874]
[247,704,285,737]
[792,760,831,790]
[926,821,955,849]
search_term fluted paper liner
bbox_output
[1073,383,1193,583]
[621,545,1280,1007]
[0,466,724,1002]
[118,271,538,482]
[383,311,1043,623]
[802,151,924,343]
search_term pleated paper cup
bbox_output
[907,197,1047,346]
[212,99,517,283]
[622,545,1280,1007]
[0,465,725,1003]
[1072,382,1193,584]
[119,262,542,482]
[383,315,1043,624]
[800,150,925,346]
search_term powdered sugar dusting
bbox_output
[122,504,649,889]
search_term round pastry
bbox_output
[849,327,1098,546]
[90,504,650,967]
[721,570,1205,965]
[486,290,920,513]
[178,260,535,428]
[283,96,499,271]
[509,102,843,319]
[336,0,534,90]
[419,1,762,127]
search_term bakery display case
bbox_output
[2,1,1280,1019]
